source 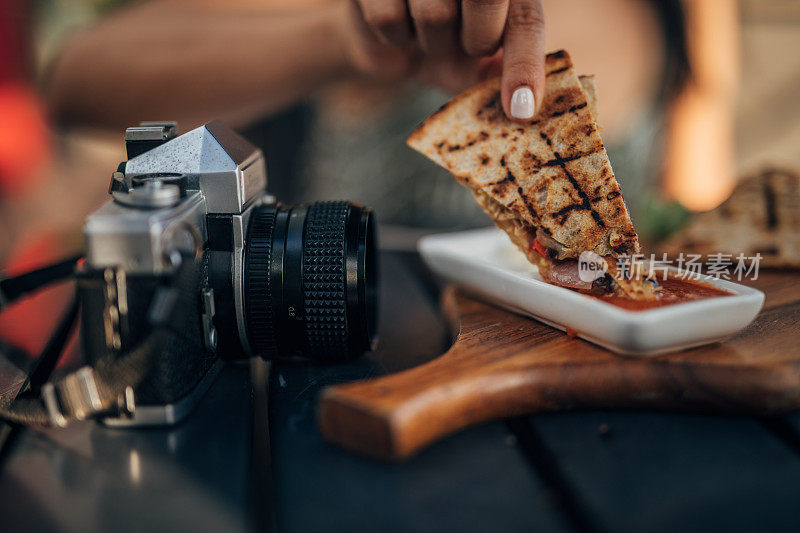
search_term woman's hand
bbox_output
[341,0,545,122]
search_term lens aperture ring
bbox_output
[244,205,278,358]
[303,202,349,359]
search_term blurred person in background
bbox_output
[36,0,740,243]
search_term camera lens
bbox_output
[243,201,377,361]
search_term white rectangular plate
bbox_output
[418,227,765,356]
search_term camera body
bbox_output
[78,121,271,425]
[78,120,378,426]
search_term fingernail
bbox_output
[510,86,535,119]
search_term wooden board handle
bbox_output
[318,286,610,460]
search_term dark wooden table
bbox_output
[270,252,800,533]
[1,250,799,532]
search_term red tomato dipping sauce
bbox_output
[582,276,733,311]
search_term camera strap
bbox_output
[0,255,82,312]
[0,253,197,427]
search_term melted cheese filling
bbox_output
[471,189,657,300]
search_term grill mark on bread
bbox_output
[547,66,569,76]
[549,102,587,118]
[755,246,779,255]
[518,146,602,179]
[485,169,516,186]
[489,169,517,195]
[552,151,605,228]
[433,129,495,153]
[552,203,584,223]
[543,153,585,167]
[483,92,500,109]
[520,151,545,173]
[518,186,541,222]
[763,180,778,228]
[476,92,502,119]
[465,131,490,147]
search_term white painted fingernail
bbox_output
[510,86,535,119]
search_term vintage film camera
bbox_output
[77,121,377,426]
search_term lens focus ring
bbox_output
[242,200,377,361]
[244,205,278,358]
[303,202,349,359]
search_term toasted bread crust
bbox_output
[407,50,639,259]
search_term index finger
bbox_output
[461,0,509,57]
[501,0,545,122]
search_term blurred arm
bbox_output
[663,0,739,211]
[46,0,351,130]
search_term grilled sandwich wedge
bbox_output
[662,168,800,268]
[408,50,655,299]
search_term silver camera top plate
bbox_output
[124,120,267,214]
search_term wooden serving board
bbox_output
[319,272,800,461]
